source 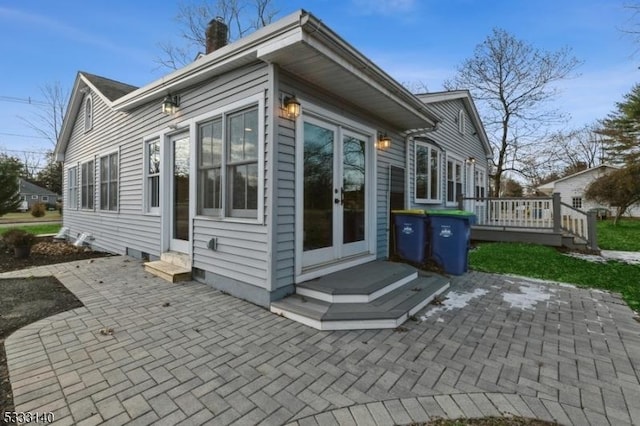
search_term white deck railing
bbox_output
[460,193,597,250]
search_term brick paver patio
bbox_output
[3,256,639,425]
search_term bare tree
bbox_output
[157,0,277,70]
[19,82,68,148]
[18,82,68,192]
[445,28,581,196]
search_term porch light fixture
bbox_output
[376,133,391,150]
[162,94,180,115]
[466,156,476,164]
[283,95,301,119]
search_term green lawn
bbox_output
[0,211,61,223]
[597,218,640,251]
[469,242,640,313]
[0,224,62,236]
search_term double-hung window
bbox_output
[100,152,118,211]
[68,167,78,209]
[146,140,160,213]
[415,140,441,203]
[198,106,259,219]
[474,168,486,199]
[446,156,463,204]
[80,160,94,209]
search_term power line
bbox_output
[0,132,51,139]
[1,148,51,155]
[0,95,49,106]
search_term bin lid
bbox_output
[391,209,427,215]
[425,209,475,217]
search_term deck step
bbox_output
[145,260,191,283]
[297,261,417,303]
[271,274,450,330]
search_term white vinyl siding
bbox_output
[100,152,118,211]
[415,141,441,203]
[80,160,94,209]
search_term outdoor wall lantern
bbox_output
[466,157,476,164]
[162,94,180,115]
[376,133,391,150]
[283,95,301,119]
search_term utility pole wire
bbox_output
[0,95,50,106]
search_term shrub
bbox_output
[31,202,46,218]
[1,228,37,248]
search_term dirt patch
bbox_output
[0,240,108,415]
[0,239,111,273]
[1,276,83,413]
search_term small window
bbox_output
[415,140,441,203]
[68,167,78,208]
[146,140,160,213]
[474,168,486,199]
[100,153,118,211]
[81,161,94,209]
[458,109,466,134]
[446,156,463,204]
[572,197,582,209]
[41,196,49,202]
[84,95,93,132]
[31,195,38,200]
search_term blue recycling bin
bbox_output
[426,210,476,275]
[392,210,429,264]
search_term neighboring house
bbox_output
[18,178,60,211]
[537,164,640,217]
[54,11,490,310]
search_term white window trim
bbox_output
[67,165,79,210]
[458,109,466,135]
[31,195,38,200]
[84,94,93,132]
[98,149,120,212]
[80,158,95,210]
[41,196,49,202]
[143,137,161,215]
[414,140,442,204]
[473,165,488,203]
[191,93,265,224]
[446,153,465,207]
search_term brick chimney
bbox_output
[206,17,228,54]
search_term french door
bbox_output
[301,116,370,269]
[169,132,190,253]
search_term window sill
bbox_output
[194,215,263,225]
[414,199,442,205]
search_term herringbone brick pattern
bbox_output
[3,257,639,425]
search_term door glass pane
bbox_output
[173,136,190,241]
[343,135,366,244]
[303,122,333,251]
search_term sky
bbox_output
[0,0,637,171]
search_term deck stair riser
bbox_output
[144,251,192,283]
[270,261,450,330]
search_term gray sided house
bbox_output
[18,178,60,210]
[55,11,490,328]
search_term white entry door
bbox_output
[169,132,190,253]
[300,116,370,269]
